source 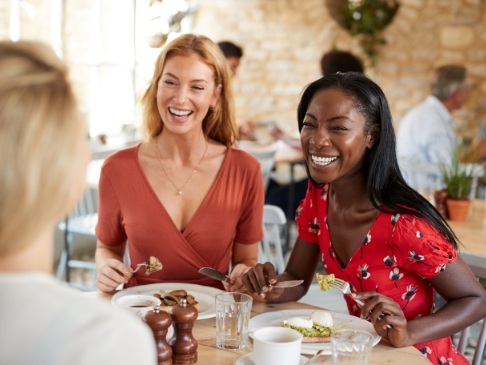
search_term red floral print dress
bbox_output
[296,183,468,365]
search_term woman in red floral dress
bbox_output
[242,73,486,365]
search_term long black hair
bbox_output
[297,72,459,248]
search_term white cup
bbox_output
[331,329,373,365]
[245,326,303,365]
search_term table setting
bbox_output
[86,273,430,365]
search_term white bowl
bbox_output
[115,294,161,314]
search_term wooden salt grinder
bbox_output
[170,298,198,365]
[143,306,173,365]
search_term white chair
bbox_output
[260,205,287,273]
[455,252,486,365]
[239,143,277,190]
[56,186,98,291]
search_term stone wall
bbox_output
[192,0,486,140]
[1,0,485,139]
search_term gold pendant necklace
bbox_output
[156,139,209,196]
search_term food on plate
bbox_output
[315,273,335,291]
[145,256,163,275]
[153,289,199,313]
[281,310,333,342]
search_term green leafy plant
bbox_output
[341,0,400,62]
[439,149,476,200]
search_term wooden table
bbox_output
[448,199,486,255]
[86,292,429,364]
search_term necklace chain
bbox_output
[155,139,209,196]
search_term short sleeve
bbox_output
[95,166,127,246]
[391,214,457,279]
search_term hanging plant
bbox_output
[338,0,400,63]
[342,0,400,61]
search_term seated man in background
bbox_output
[218,40,256,140]
[396,65,468,194]
[0,40,156,364]
[468,118,486,162]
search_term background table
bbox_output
[449,199,486,255]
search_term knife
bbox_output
[198,267,303,288]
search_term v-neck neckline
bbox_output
[133,143,230,237]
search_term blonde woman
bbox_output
[0,41,156,364]
[95,34,264,293]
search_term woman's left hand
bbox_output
[223,263,251,293]
[354,292,410,347]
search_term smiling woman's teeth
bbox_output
[169,107,192,117]
[311,155,337,166]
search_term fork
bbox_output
[303,349,325,365]
[331,277,392,328]
[329,277,365,307]
[132,262,145,274]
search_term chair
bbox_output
[259,205,287,273]
[239,143,277,190]
[56,186,98,291]
[455,252,486,365]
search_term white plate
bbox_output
[235,353,308,365]
[112,283,224,320]
[249,309,381,355]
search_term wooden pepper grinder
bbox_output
[170,298,198,364]
[143,307,173,365]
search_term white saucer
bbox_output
[235,352,308,365]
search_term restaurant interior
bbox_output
[1,1,486,364]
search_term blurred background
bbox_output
[1,0,485,146]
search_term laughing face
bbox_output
[156,53,221,134]
[300,87,374,185]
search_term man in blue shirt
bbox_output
[396,65,468,195]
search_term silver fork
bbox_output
[329,277,365,307]
[331,277,392,328]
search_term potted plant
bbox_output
[439,150,476,221]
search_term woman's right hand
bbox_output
[241,262,285,301]
[96,258,133,293]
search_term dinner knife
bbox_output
[198,267,303,288]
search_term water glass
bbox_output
[331,329,373,365]
[215,292,253,349]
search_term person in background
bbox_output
[0,41,156,364]
[217,40,243,77]
[467,117,486,199]
[95,34,264,293]
[319,49,364,76]
[266,49,364,219]
[217,40,256,140]
[241,73,486,365]
[396,65,468,194]
[467,117,486,162]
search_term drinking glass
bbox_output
[331,329,373,365]
[215,292,253,349]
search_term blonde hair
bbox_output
[0,41,86,256]
[140,33,237,146]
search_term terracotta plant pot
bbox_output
[445,199,471,222]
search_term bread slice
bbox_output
[302,335,331,343]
